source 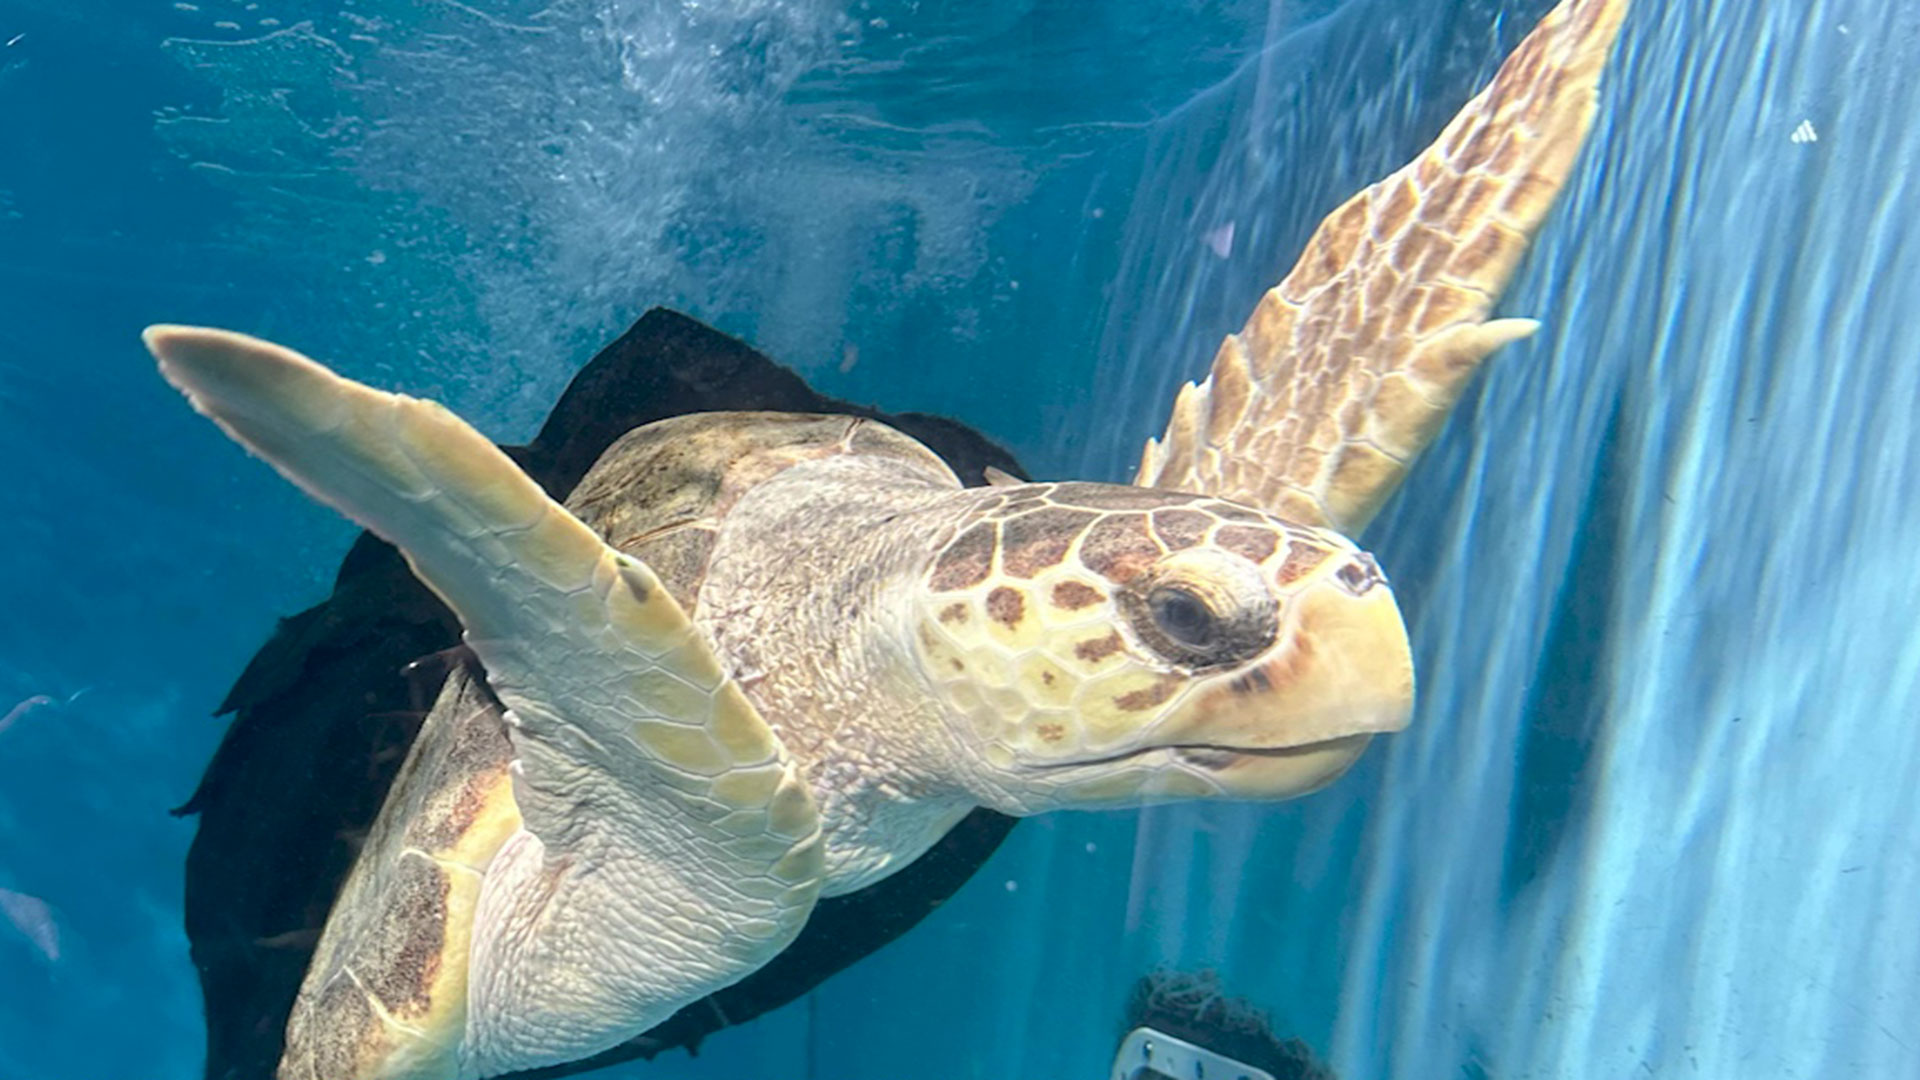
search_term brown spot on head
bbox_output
[1037,722,1066,743]
[1276,540,1333,585]
[939,602,969,625]
[1041,671,1056,686]
[930,522,997,591]
[1074,632,1124,663]
[951,659,965,672]
[1051,580,1106,611]
[986,586,1026,629]
[1078,514,1163,583]
[1114,675,1182,712]
[1150,508,1212,550]
[1001,506,1099,578]
[1215,524,1280,564]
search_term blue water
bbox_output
[2,1,1916,1078]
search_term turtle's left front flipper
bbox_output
[1138,0,1630,536]
[146,327,824,1079]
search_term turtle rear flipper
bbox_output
[147,327,825,1079]
[1138,0,1630,535]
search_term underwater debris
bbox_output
[1122,970,1335,1080]
[0,887,59,963]
[0,689,88,738]
[1203,222,1236,259]
[0,694,54,737]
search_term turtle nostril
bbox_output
[1334,554,1384,595]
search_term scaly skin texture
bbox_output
[1140,0,1631,536]
[697,451,979,894]
[911,482,1407,812]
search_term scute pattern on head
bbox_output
[1149,509,1212,550]
[1215,525,1280,564]
[915,485,1351,773]
[1276,539,1335,585]
[1079,515,1161,583]
[930,522,998,592]
[1001,507,1098,578]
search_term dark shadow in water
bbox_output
[1500,391,1626,905]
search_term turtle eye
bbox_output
[1148,585,1219,648]
[1120,551,1278,669]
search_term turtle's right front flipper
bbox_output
[146,327,824,1079]
[1138,0,1630,536]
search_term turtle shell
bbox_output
[175,309,1025,1080]
[569,410,961,609]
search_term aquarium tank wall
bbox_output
[2,0,1916,1078]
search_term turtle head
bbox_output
[909,482,1413,814]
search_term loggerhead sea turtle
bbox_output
[148,0,1628,1077]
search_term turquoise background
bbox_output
[2,1,1916,1078]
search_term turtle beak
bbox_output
[1155,574,1415,799]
